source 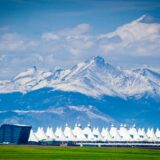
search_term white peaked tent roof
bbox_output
[101,127,112,141]
[146,128,157,141]
[64,124,76,141]
[138,128,148,141]
[155,128,160,138]
[72,124,87,141]
[55,127,66,141]
[118,124,131,141]
[28,129,39,142]
[128,125,140,141]
[35,127,48,141]
[92,127,103,141]
[110,124,121,141]
[46,127,56,141]
[146,128,151,138]
[83,124,95,141]
[29,124,160,143]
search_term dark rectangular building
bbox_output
[0,124,31,144]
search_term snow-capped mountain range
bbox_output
[0,14,160,128]
[0,57,160,128]
[0,56,160,99]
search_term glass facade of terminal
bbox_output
[0,124,31,144]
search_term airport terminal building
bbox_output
[0,123,160,147]
[0,124,31,144]
[28,123,160,147]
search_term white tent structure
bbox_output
[35,127,48,141]
[55,127,66,141]
[83,124,95,141]
[146,128,157,142]
[92,127,103,141]
[101,127,112,141]
[138,128,148,141]
[28,124,160,144]
[64,124,76,141]
[128,125,140,141]
[72,124,87,141]
[109,124,121,141]
[118,124,132,141]
[155,128,160,141]
[46,127,56,141]
[28,129,39,143]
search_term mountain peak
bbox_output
[13,66,38,80]
[137,14,159,24]
[90,56,105,66]
[28,66,37,72]
[93,56,104,62]
[138,67,160,77]
[0,56,160,99]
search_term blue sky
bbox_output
[0,0,160,79]
[1,0,160,34]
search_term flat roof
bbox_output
[0,123,32,127]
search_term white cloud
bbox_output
[0,33,39,54]
[39,24,94,57]
[0,15,160,79]
[42,32,60,41]
[0,33,24,51]
[59,23,91,36]
[99,15,160,57]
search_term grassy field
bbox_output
[0,145,160,160]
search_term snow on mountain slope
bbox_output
[0,56,159,98]
[133,68,160,85]
[133,68,160,95]
[0,66,52,93]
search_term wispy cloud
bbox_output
[0,15,160,79]
[98,15,160,57]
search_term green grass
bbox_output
[0,145,160,160]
